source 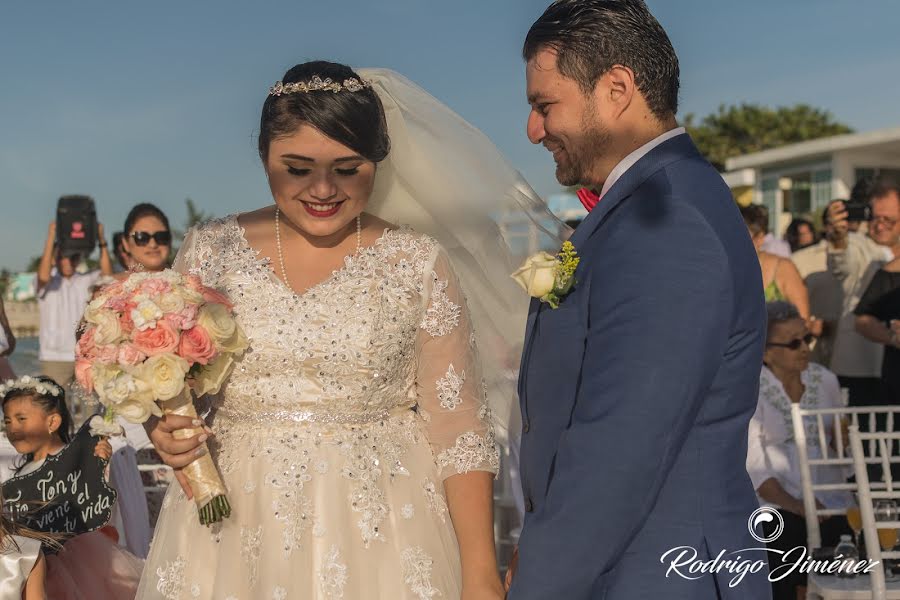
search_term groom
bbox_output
[507,2,770,598]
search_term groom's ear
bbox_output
[598,65,636,119]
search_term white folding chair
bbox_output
[793,406,900,549]
[792,405,900,599]
[847,427,900,600]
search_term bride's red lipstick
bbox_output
[302,201,343,218]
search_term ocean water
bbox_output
[8,337,40,376]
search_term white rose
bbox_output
[191,354,235,397]
[511,252,558,299]
[115,396,162,424]
[138,353,189,401]
[83,296,107,324]
[88,415,125,437]
[92,363,121,394]
[92,311,124,345]
[131,298,163,331]
[197,304,237,345]
[100,372,151,405]
[156,291,185,314]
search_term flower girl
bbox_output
[1,375,143,599]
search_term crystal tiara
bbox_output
[268,76,371,97]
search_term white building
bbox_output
[723,125,900,235]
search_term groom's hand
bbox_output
[144,414,213,499]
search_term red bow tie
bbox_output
[577,188,600,212]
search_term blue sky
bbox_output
[2,0,899,271]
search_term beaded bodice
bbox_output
[173,215,497,480]
[180,216,441,420]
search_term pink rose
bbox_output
[75,359,94,393]
[163,304,198,331]
[179,325,218,366]
[75,328,97,360]
[117,344,147,367]
[201,286,234,311]
[140,278,172,297]
[105,294,131,312]
[96,344,120,364]
[132,319,180,356]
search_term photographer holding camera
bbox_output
[826,178,900,406]
[35,220,113,388]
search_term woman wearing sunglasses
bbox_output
[116,203,172,278]
[746,301,853,600]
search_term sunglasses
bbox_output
[130,231,172,247]
[767,333,815,350]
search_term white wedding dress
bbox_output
[136,215,499,600]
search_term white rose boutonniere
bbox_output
[511,241,580,309]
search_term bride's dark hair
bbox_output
[258,60,391,164]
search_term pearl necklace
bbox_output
[274,207,362,292]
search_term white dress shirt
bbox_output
[598,126,686,200]
[35,270,100,362]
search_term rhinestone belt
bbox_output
[215,405,414,425]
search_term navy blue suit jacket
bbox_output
[508,134,771,599]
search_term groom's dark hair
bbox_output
[523,0,680,119]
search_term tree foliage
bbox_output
[684,103,853,171]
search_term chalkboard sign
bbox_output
[1,420,117,547]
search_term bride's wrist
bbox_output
[462,567,504,590]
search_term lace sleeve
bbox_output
[415,247,499,481]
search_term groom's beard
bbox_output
[553,112,612,188]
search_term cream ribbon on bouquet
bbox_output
[75,269,248,525]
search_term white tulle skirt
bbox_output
[136,412,463,599]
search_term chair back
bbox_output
[847,427,900,600]
[791,405,900,549]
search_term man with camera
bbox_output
[826,178,900,406]
[36,220,113,388]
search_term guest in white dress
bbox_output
[747,301,853,600]
[136,61,539,599]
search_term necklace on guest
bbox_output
[274,207,362,291]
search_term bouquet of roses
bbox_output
[74,269,248,525]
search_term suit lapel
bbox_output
[517,134,703,409]
[517,298,542,406]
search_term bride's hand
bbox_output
[144,413,213,499]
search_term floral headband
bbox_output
[0,375,63,398]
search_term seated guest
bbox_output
[747,301,853,600]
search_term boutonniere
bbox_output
[511,241,580,309]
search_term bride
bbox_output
[137,61,559,599]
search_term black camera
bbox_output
[56,195,98,257]
[844,200,872,223]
